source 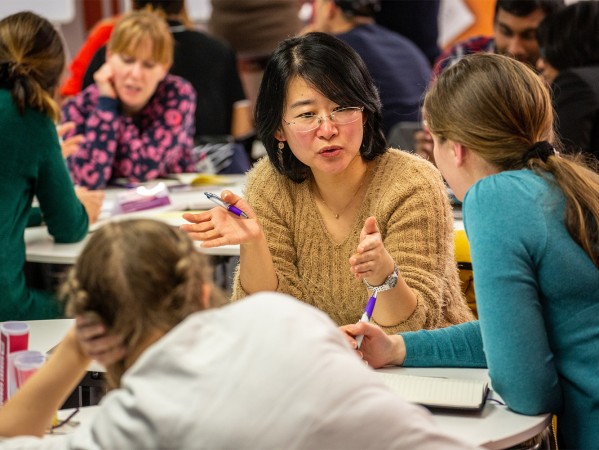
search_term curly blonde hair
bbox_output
[61,219,217,388]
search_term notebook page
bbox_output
[380,373,488,410]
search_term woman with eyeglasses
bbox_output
[182,32,473,333]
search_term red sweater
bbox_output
[60,18,117,97]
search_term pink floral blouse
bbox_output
[61,74,196,189]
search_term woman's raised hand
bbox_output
[180,190,262,247]
[75,314,126,367]
[349,216,395,284]
[56,121,84,158]
[93,62,117,99]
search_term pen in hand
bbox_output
[204,192,249,219]
[355,290,378,349]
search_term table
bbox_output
[48,367,551,448]
[26,319,103,374]
[26,178,244,264]
[28,321,550,448]
[377,366,551,449]
[27,319,106,408]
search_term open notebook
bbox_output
[379,373,489,411]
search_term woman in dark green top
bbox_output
[0,12,90,320]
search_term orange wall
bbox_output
[444,0,496,49]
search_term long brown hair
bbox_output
[0,11,64,121]
[61,219,215,388]
[424,53,599,268]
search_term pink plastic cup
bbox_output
[13,351,46,389]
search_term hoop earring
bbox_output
[278,141,285,150]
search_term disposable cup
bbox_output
[13,351,46,389]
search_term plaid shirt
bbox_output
[433,36,496,78]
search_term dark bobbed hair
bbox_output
[495,0,564,17]
[0,11,65,121]
[536,1,599,71]
[255,32,387,183]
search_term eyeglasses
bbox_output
[48,408,80,434]
[282,106,364,133]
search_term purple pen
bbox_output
[355,290,378,349]
[204,192,249,219]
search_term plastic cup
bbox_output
[13,351,46,389]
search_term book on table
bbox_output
[379,372,489,411]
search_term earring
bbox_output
[278,141,284,150]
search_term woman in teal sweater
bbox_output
[0,12,91,320]
[342,54,599,449]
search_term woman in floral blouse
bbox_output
[61,9,196,189]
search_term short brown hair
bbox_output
[108,10,173,67]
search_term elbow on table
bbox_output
[53,231,87,244]
[494,380,562,416]
[51,220,89,244]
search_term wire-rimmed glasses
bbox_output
[282,106,364,133]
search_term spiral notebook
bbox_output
[379,373,489,411]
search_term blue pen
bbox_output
[204,192,249,219]
[355,290,378,349]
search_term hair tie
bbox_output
[522,141,555,164]
[0,62,13,83]
[0,61,29,84]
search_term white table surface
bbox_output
[377,366,551,449]
[26,319,104,373]
[50,369,550,449]
[25,178,244,264]
[28,320,549,449]
[27,181,464,265]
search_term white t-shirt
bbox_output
[1,293,477,449]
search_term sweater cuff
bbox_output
[401,321,487,368]
[401,330,436,367]
[97,96,119,112]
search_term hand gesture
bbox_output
[180,190,262,247]
[339,321,406,369]
[349,216,395,285]
[74,314,126,367]
[93,62,117,99]
[75,186,105,224]
[56,121,84,158]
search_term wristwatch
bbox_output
[363,264,399,292]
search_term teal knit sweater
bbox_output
[402,170,599,449]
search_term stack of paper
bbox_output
[379,373,489,410]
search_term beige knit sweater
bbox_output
[231,149,474,333]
